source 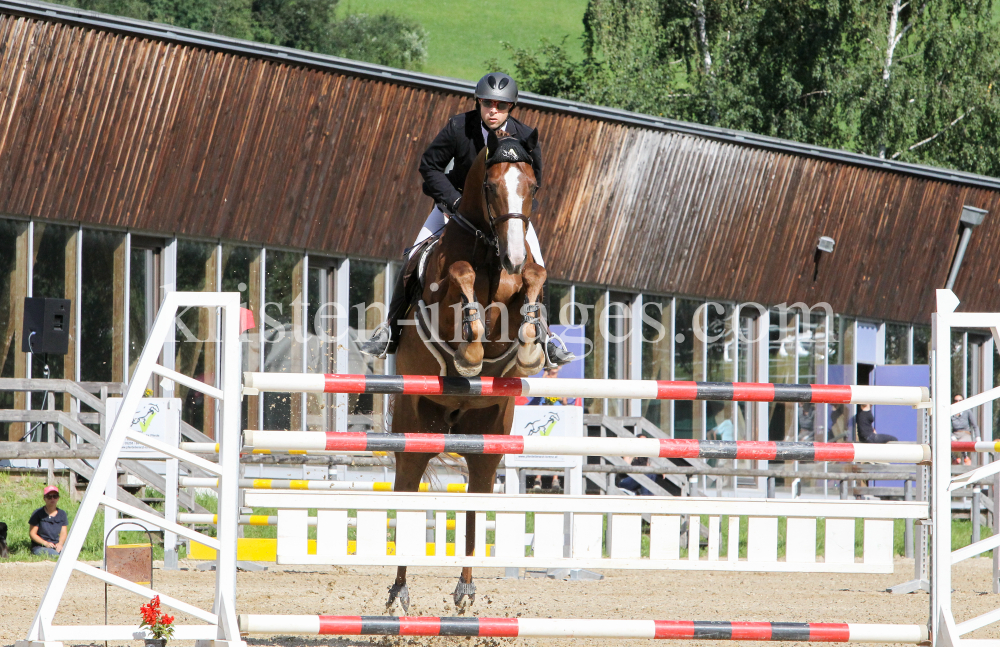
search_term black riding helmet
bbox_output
[475,72,518,105]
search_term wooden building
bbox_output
[1,0,998,457]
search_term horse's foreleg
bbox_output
[514,262,547,375]
[454,453,505,610]
[386,450,434,613]
[445,261,485,377]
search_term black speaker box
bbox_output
[21,297,71,355]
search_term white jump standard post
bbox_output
[932,290,1000,646]
[15,292,245,647]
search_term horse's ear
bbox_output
[486,129,500,157]
[524,127,539,153]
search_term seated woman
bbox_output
[29,486,67,557]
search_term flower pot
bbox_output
[144,639,167,647]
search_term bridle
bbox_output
[450,167,534,258]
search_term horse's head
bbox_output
[481,134,537,274]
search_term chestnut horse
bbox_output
[386,133,547,612]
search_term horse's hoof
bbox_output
[515,340,545,374]
[387,582,410,613]
[453,579,476,609]
[453,356,483,377]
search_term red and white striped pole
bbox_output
[238,615,928,642]
[242,431,932,463]
[244,373,929,407]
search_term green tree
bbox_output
[328,13,428,70]
[65,0,428,70]
[500,0,1000,177]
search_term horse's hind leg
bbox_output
[386,449,434,613]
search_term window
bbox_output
[81,229,124,383]
[885,323,910,365]
[673,298,700,438]
[175,241,217,435]
[348,260,387,427]
[262,250,303,429]
[221,245,257,431]
[641,296,671,433]
[913,326,931,365]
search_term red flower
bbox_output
[139,596,175,642]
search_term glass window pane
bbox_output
[769,310,796,441]
[952,331,965,398]
[706,303,735,452]
[641,296,671,434]
[263,250,303,429]
[306,263,339,431]
[913,326,931,364]
[175,241,217,435]
[705,302,734,382]
[885,323,909,364]
[221,245,256,431]
[30,224,73,384]
[348,260,386,427]
[81,229,123,383]
[827,316,853,443]
[674,298,699,381]
[545,282,572,325]
[605,291,632,416]
[574,287,603,413]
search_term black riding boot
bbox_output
[359,262,417,358]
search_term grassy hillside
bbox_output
[336,0,589,80]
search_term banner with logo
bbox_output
[107,398,181,458]
[506,405,583,468]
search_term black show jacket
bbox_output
[419,109,542,211]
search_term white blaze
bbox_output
[503,167,526,266]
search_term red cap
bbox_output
[43,485,59,496]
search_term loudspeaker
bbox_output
[21,297,71,355]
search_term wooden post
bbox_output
[46,391,55,486]
[65,228,79,499]
[245,250,262,430]
[204,248,219,438]
[112,236,128,384]
[369,264,386,429]
[7,223,30,442]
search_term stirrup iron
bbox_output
[359,322,392,359]
[544,332,576,368]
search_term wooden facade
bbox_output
[1,2,999,323]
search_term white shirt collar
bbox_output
[481,119,508,146]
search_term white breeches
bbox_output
[411,206,544,267]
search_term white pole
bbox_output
[212,294,244,643]
[932,290,958,643]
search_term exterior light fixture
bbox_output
[945,205,988,290]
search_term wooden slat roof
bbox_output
[0,2,998,323]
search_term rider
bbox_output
[361,72,570,364]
